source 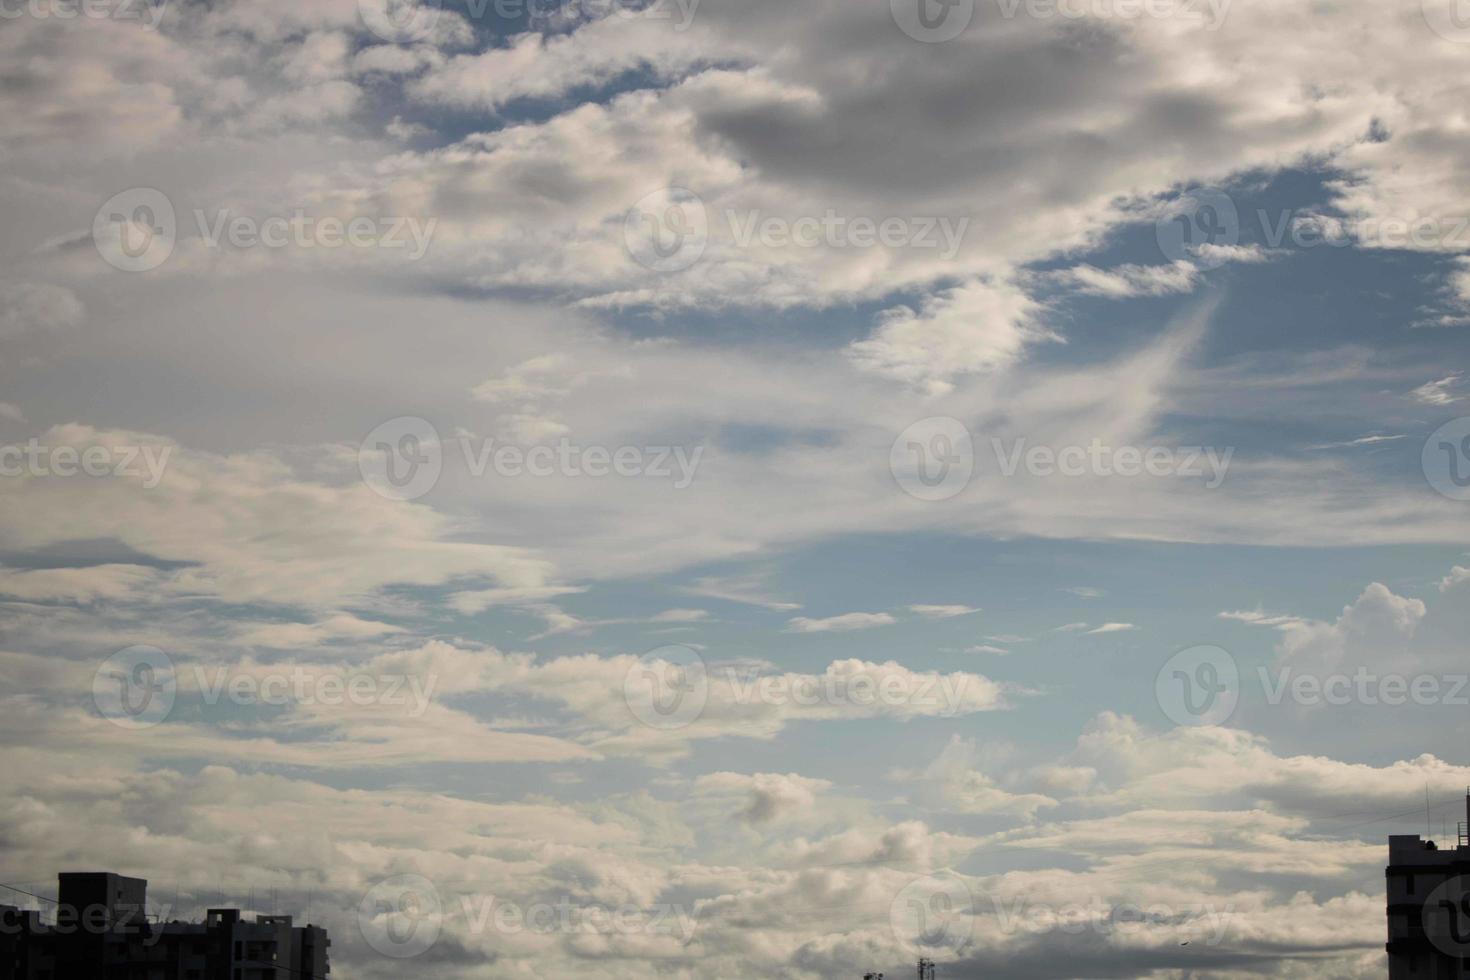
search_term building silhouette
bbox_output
[1387,792,1470,978]
[0,872,329,979]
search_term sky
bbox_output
[2,0,1470,976]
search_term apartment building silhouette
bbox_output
[1387,793,1470,978]
[0,872,329,979]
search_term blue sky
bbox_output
[2,0,1470,977]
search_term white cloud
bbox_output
[846,279,1051,395]
[1085,622,1137,635]
[907,604,979,619]
[785,612,896,633]
[1411,374,1463,405]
